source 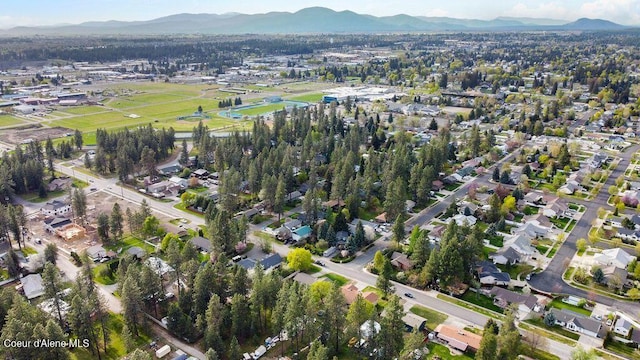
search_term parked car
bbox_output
[314,260,325,266]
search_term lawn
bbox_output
[21,246,38,256]
[92,261,118,285]
[0,115,26,127]
[460,291,504,314]
[59,105,107,115]
[550,217,570,229]
[548,298,591,316]
[287,93,323,103]
[321,273,349,286]
[523,206,539,215]
[104,236,157,255]
[497,263,534,279]
[306,264,322,274]
[409,305,448,330]
[444,182,461,191]
[425,342,474,360]
[605,339,639,358]
[486,234,504,247]
[69,313,152,360]
[22,189,66,203]
[525,318,580,341]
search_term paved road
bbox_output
[529,143,640,318]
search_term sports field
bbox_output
[0,115,26,127]
[45,82,245,133]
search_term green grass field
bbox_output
[58,106,107,115]
[43,82,246,135]
[0,115,27,127]
[409,305,448,330]
[287,93,323,102]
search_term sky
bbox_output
[1,0,639,29]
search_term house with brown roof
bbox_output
[362,291,379,305]
[434,324,482,353]
[390,252,414,271]
[341,284,359,305]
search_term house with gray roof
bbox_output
[550,308,603,338]
[490,287,538,318]
[190,236,212,252]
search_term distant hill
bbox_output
[0,7,632,36]
[561,18,626,30]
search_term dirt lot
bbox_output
[28,189,176,255]
[4,125,72,145]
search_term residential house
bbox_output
[502,234,539,261]
[292,225,312,242]
[550,308,602,338]
[593,248,635,269]
[41,200,72,217]
[192,169,209,178]
[291,272,318,286]
[490,287,538,318]
[559,180,583,195]
[126,246,146,259]
[602,266,628,289]
[287,190,302,201]
[43,217,72,234]
[390,252,414,271]
[237,258,257,271]
[432,180,444,192]
[20,274,45,300]
[47,177,72,192]
[614,318,633,337]
[86,245,107,261]
[451,214,477,226]
[260,253,282,271]
[428,225,446,243]
[479,272,511,286]
[168,176,188,189]
[617,227,640,242]
[145,257,175,279]
[589,153,609,170]
[490,247,521,266]
[341,284,359,305]
[514,222,549,238]
[630,214,640,229]
[434,324,482,353]
[146,180,180,198]
[543,199,569,218]
[362,291,379,305]
[403,313,427,332]
[190,236,212,252]
[525,214,553,229]
[405,200,416,213]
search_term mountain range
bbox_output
[0,7,631,36]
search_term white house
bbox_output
[168,176,188,189]
[41,200,72,217]
[550,308,602,338]
[451,214,477,226]
[613,318,632,337]
[503,234,539,261]
[593,248,635,269]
